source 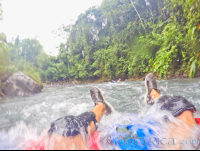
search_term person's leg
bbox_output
[47,87,114,150]
[89,103,106,135]
[144,73,160,105]
[163,110,197,150]
[145,73,197,149]
[49,133,88,150]
[177,111,197,127]
[48,103,106,150]
[146,74,196,123]
[149,87,197,125]
[150,89,160,100]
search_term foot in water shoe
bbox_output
[144,73,159,105]
[90,86,114,115]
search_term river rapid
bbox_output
[1,78,200,150]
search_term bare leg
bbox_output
[150,89,160,100]
[48,103,106,150]
[89,103,106,135]
[149,89,197,149]
[150,89,196,126]
[49,133,88,150]
[163,110,197,150]
[178,111,197,127]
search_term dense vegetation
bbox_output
[0,0,200,85]
[59,0,200,80]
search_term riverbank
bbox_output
[43,72,200,89]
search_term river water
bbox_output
[1,78,200,149]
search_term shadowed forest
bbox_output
[0,0,200,86]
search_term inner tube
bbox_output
[109,123,156,150]
[26,135,46,150]
[26,118,200,150]
[196,118,200,125]
[90,132,102,150]
[112,80,117,83]
[109,119,200,150]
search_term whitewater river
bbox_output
[1,78,200,149]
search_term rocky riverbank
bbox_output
[1,71,198,94]
[42,72,200,89]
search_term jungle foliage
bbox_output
[57,0,200,80]
[0,0,200,83]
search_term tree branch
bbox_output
[130,0,146,33]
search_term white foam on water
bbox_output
[0,121,48,150]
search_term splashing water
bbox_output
[1,78,200,150]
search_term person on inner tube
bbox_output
[112,80,117,83]
[117,78,121,83]
[47,73,198,150]
[112,74,199,150]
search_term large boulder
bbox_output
[2,71,43,97]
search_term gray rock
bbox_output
[2,71,43,97]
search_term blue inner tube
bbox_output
[109,122,158,150]
[112,80,117,83]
